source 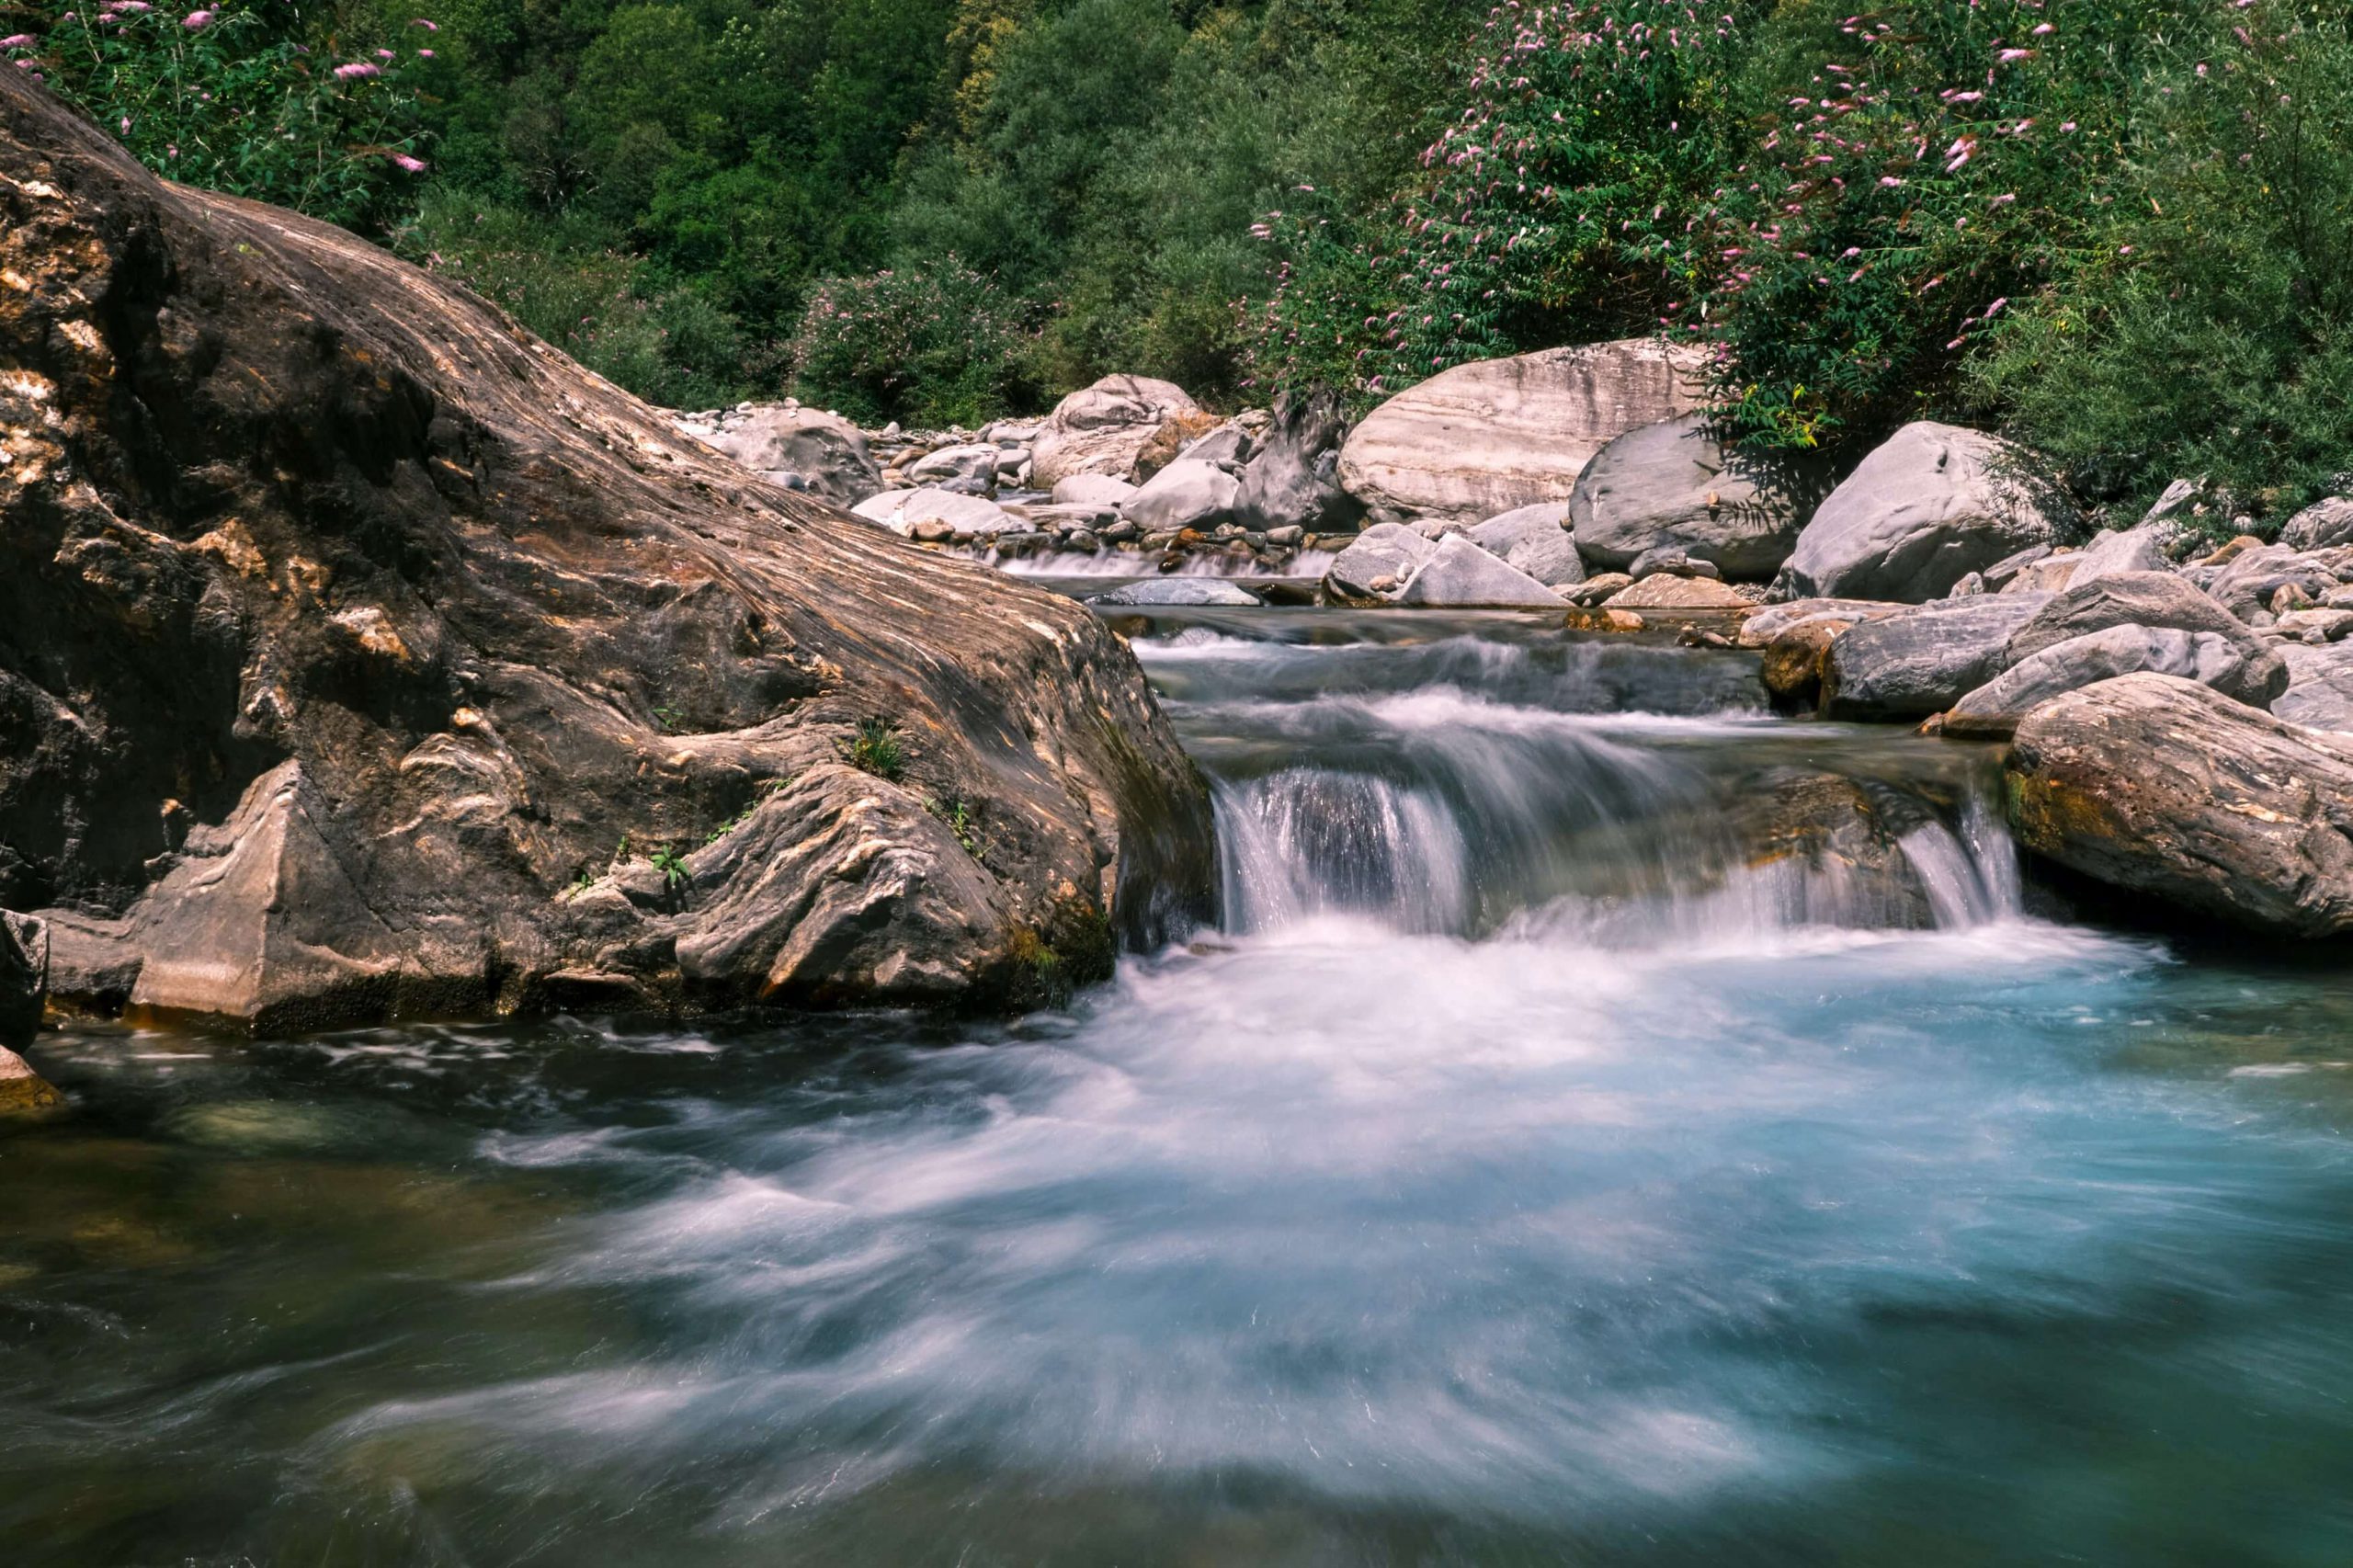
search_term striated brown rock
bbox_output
[0,74,1215,1032]
[1,911,44,1050]
[1760,620,1850,707]
[2005,674,2353,936]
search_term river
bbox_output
[7,597,2353,1564]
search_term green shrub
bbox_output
[1970,6,2353,528]
[787,260,1040,427]
[840,716,906,782]
[5,0,430,233]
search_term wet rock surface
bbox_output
[0,73,1214,1032]
[2006,674,2353,937]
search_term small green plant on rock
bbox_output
[842,717,906,782]
[649,845,689,892]
[926,791,986,860]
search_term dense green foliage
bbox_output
[12,0,2353,522]
[4,0,428,232]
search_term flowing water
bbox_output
[10,600,2353,1565]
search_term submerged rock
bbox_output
[0,73,1214,1031]
[1774,422,2074,602]
[2006,674,2353,936]
[1336,339,1704,530]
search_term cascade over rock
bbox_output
[0,72,1215,1031]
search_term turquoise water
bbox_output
[6,608,2353,1565]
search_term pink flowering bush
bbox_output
[1245,0,1742,402]
[787,260,1042,427]
[1,2,427,233]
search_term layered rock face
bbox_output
[2006,675,2353,936]
[0,74,1215,1032]
[1336,339,1705,529]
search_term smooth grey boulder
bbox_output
[1467,504,1585,586]
[1396,536,1564,608]
[852,487,1020,536]
[1234,387,1361,536]
[906,443,1001,493]
[1324,523,1437,601]
[1774,422,2074,602]
[1819,593,2054,719]
[1122,458,1241,534]
[2005,571,2253,665]
[2281,497,2353,551]
[2006,674,2353,936]
[2063,524,2169,588]
[1,911,44,1051]
[1952,626,2281,721]
[1567,412,1820,579]
[1031,375,1201,486]
[2273,642,2353,730]
[706,405,882,506]
[1052,473,1140,509]
[1087,578,1262,608]
[1337,339,1705,529]
[1183,424,1254,470]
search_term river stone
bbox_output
[1608,574,1750,610]
[705,404,882,506]
[0,73,1215,1030]
[1819,594,2055,720]
[0,1043,60,1115]
[1337,339,1706,530]
[1628,547,1721,582]
[1233,386,1362,536]
[1566,413,1821,579]
[2206,543,2347,619]
[1324,523,1437,601]
[1051,473,1140,510]
[2281,497,2353,551]
[1,911,43,1051]
[852,487,1020,536]
[1122,458,1241,534]
[1087,579,1261,608]
[1396,536,1564,608]
[1773,423,2074,603]
[2002,571,2253,668]
[2271,642,2353,730]
[2063,524,2170,589]
[905,443,1000,494]
[1031,374,1202,487]
[1737,598,1905,647]
[1466,504,1585,587]
[2006,674,2353,936]
[1952,626,2280,722]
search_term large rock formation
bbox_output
[0,74,1215,1032]
[2006,675,2353,936]
[1029,374,1201,488]
[1565,413,1823,580]
[1773,422,2074,602]
[1233,386,1360,536]
[1336,339,1704,530]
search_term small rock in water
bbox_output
[1086,578,1262,608]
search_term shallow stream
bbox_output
[8,599,2353,1564]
